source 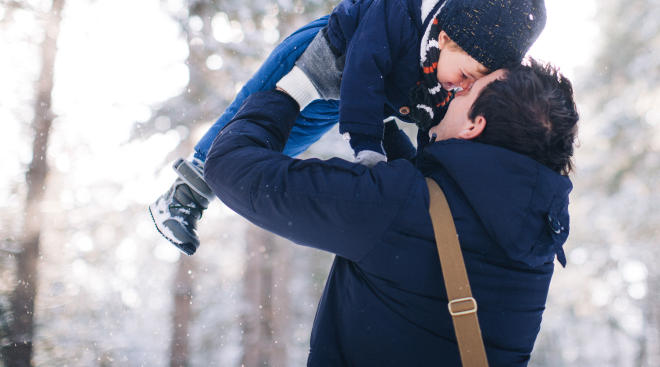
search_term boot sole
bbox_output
[148,205,197,256]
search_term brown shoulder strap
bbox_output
[426,178,489,367]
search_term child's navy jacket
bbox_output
[324,0,433,140]
[204,90,572,366]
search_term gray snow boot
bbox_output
[149,158,213,255]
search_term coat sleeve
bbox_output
[329,0,418,140]
[204,90,417,262]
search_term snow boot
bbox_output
[149,158,213,255]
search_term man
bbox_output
[203,59,579,366]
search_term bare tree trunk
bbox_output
[164,1,220,364]
[241,225,290,367]
[646,276,660,367]
[167,124,196,367]
[1,0,64,366]
[169,256,196,367]
[270,237,291,366]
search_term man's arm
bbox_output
[204,90,418,262]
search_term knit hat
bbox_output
[438,0,547,71]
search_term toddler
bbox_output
[150,0,547,255]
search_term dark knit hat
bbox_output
[438,0,547,71]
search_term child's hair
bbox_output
[441,36,490,75]
[443,38,461,51]
[471,58,579,175]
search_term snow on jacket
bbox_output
[324,0,438,140]
[204,90,572,366]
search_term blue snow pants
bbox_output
[194,16,339,161]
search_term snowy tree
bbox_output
[0,1,65,366]
[129,1,336,366]
[531,0,660,366]
[131,0,333,157]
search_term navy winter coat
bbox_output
[204,90,572,366]
[325,0,434,139]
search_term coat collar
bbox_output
[407,0,427,33]
[418,139,573,267]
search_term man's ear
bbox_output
[458,116,486,140]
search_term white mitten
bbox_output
[354,150,387,167]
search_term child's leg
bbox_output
[151,15,339,255]
[194,15,335,162]
[282,99,340,156]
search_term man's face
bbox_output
[429,69,506,141]
[435,31,489,93]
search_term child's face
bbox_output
[436,31,489,95]
[429,69,506,142]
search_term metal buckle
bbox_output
[448,297,478,316]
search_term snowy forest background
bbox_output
[0,0,658,366]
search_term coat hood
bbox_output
[419,139,572,267]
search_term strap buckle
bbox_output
[448,297,478,316]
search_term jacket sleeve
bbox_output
[328,0,417,140]
[204,90,416,262]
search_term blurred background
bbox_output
[0,0,658,366]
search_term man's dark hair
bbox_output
[470,58,579,175]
